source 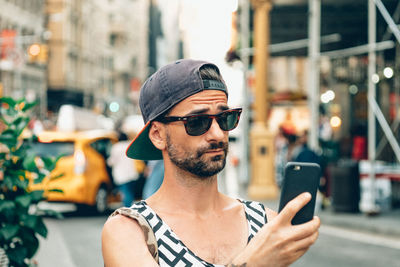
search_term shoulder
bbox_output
[102,214,157,266]
[240,199,278,223]
[102,214,142,239]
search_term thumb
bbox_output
[277,192,311,224]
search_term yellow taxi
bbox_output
[28,129,118,213]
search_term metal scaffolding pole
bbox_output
[240,33,340,56]
[239,0,250,184]
[368,95,400,162]
[320,40,394,59]
[372,0,400,161]
[308,0,320,151]
[367,0,378,213]
[374,0,400,44]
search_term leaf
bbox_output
[41,156,56,171]
[7,244,27,265]
[0,128,15,136]
[13,175,29,190]
[12,116,30,136]
[0,97,54,265]
[34,218,48,238]
[21,101,37,112]
[22,154,38,172]
[0,224,19,240]
[3,175,15,190]
[22,214,38,229]
[12,143,28,157]
[5,105,18,117]
[0,129,17,148]
[29,190,45,202]
[0,201,16,219]
[32,171,47,184]
[0,97,17,108]
[4,171,29,190]
[19,228,39,258]
[16,194,32,208]
[0,200,16,212]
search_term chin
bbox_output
[195,158,226,178]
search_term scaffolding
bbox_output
[239,0,400,211]
[307,0,400,212]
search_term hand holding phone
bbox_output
[278,162,320,225]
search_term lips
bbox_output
[205,149,223,154]
[196,142,228,158]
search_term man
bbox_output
[102,59,320,266]
[107,131,141,207]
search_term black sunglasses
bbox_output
[156,108,242,136]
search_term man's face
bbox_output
[163,90,230,178]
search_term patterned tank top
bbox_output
[130,200,268,267]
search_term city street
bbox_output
[295,225,400,267]
[35,211,400,267]
[3,1,400,267]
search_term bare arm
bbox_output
[102,215,159,267]
[229,193,320,267]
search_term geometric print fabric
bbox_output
[130,199,268,267]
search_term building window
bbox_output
[109,33,117,47]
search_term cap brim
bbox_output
[126,121,163,160]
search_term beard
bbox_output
[166,132,228,178]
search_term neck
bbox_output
[148,164,222,216]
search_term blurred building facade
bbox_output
[0,0,149,121]
[45,0,149,118]
[0,0,47,117]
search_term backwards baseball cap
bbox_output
[126,59,228,160]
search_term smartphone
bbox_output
[278,162,320,225]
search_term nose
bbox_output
[205,118,226,141]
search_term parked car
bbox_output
[28,129,118,213]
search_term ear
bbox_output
[148,121,166,150]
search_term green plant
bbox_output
[0,97,61,267]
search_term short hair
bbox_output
[199,64,223,82]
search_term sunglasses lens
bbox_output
[218,111,240,131]
[186,116,212,136]
[182,109,241,136]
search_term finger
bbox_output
[290,216,321,241]
[283,230,319,265]
[280,236,316,266]
[287,247,310,265]
[294,230,319,252]
[289,247,309,261]
[277,192,311,224]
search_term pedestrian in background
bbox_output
[291,130,322,167]
[102,59,320,266]
[274,126,289,188]
[290,130,324,211]
[142,160,164,199]
[107,131,139,207]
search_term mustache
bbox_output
[196,141,228,157]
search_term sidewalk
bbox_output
[316,206,400,237]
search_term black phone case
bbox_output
[278,162,320,225]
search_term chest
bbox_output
[160,212,248,265]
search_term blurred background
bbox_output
[1,0,400,266]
